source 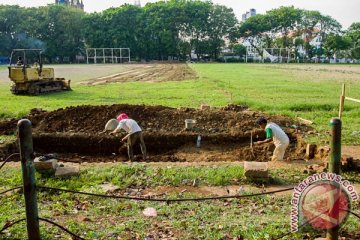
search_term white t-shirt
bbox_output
[116,119,142,134]
[266,122,289,146]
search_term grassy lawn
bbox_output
[1,163,359,239]
[191,64,360,144]
[1,63,359,144]
[1,63,360,238]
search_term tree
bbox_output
[238,14,272,55]
[0,5,26,55]
[36,5,85,62]
[181,0,212,60]
[346,22,360,59]
[267,6,303,48]
[324,34,351,58]
[102,5,144,59]
[232,44,246,57]
[206,4,238,59]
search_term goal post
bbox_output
[245,47,292,63]
[86,48,131,64]
[262,48,291,63]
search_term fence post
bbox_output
[326,118,341,240]
[338,84,345,118]
[18,119,40,239]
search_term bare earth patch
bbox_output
[263,64,360,83]
[342,145,360,159]
[79,64,197,85]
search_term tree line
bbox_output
[0,0,359,62]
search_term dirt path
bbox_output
[343,145,360,159]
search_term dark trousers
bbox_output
[127,131,147,160]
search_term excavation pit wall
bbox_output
[33,133,252,155]
[31,132,304,162]
[0,104,310,162]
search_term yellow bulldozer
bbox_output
[8,49,71,95]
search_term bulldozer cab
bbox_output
[8,49,48,82]
[8,49,71,95]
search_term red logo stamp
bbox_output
[300,181,350,230]
[290,173,358,232]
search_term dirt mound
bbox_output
[0,104,310,162]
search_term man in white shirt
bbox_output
[255,117,289,161]
[110,113,147,161]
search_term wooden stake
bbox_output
[338,84,345,119]
[250,131,255,158]
[250,131,253,149]
[345,96,360,103]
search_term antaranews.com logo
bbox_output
[291,173,358,232]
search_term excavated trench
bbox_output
[0,104,309,162]
[32,133,252,155]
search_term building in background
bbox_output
[55,0,84,11]
[241,9,256,22]
[134,0,141,7]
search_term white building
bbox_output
[241,9,256,22]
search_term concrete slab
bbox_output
[55,165,80,178]
[244,161,269,179]
[34,158,58,173]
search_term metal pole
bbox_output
[18,119,40,240]
[103,48,105,64]
[326,118,341,240]
[94,49,97,64]
[128,48,131,62]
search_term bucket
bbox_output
[185,119,196,129]
[104,119,119,131]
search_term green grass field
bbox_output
[1,63,359,144]
[1,163,359,239]
[1,63,360,239]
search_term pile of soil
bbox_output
[0,104,310,162]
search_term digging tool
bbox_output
[250,131,256,158]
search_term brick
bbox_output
[305,144,317,159]
[244,161,269,179]
[55,165,80,178]
[34,158,58,173]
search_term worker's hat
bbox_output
[117,113,129,121]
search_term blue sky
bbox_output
[0,0,358,28]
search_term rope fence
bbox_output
[38,217,85,240]
[339,83,360,118]
[1,183,358,239]
[38,185,294,202]
[0,218,26,235]
[0,186,22,196]
[0,153,20,170]
[0,185,295,239]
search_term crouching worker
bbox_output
[255,117,289,161]
[110,113,147,161]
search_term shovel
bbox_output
[250,131,256,158]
